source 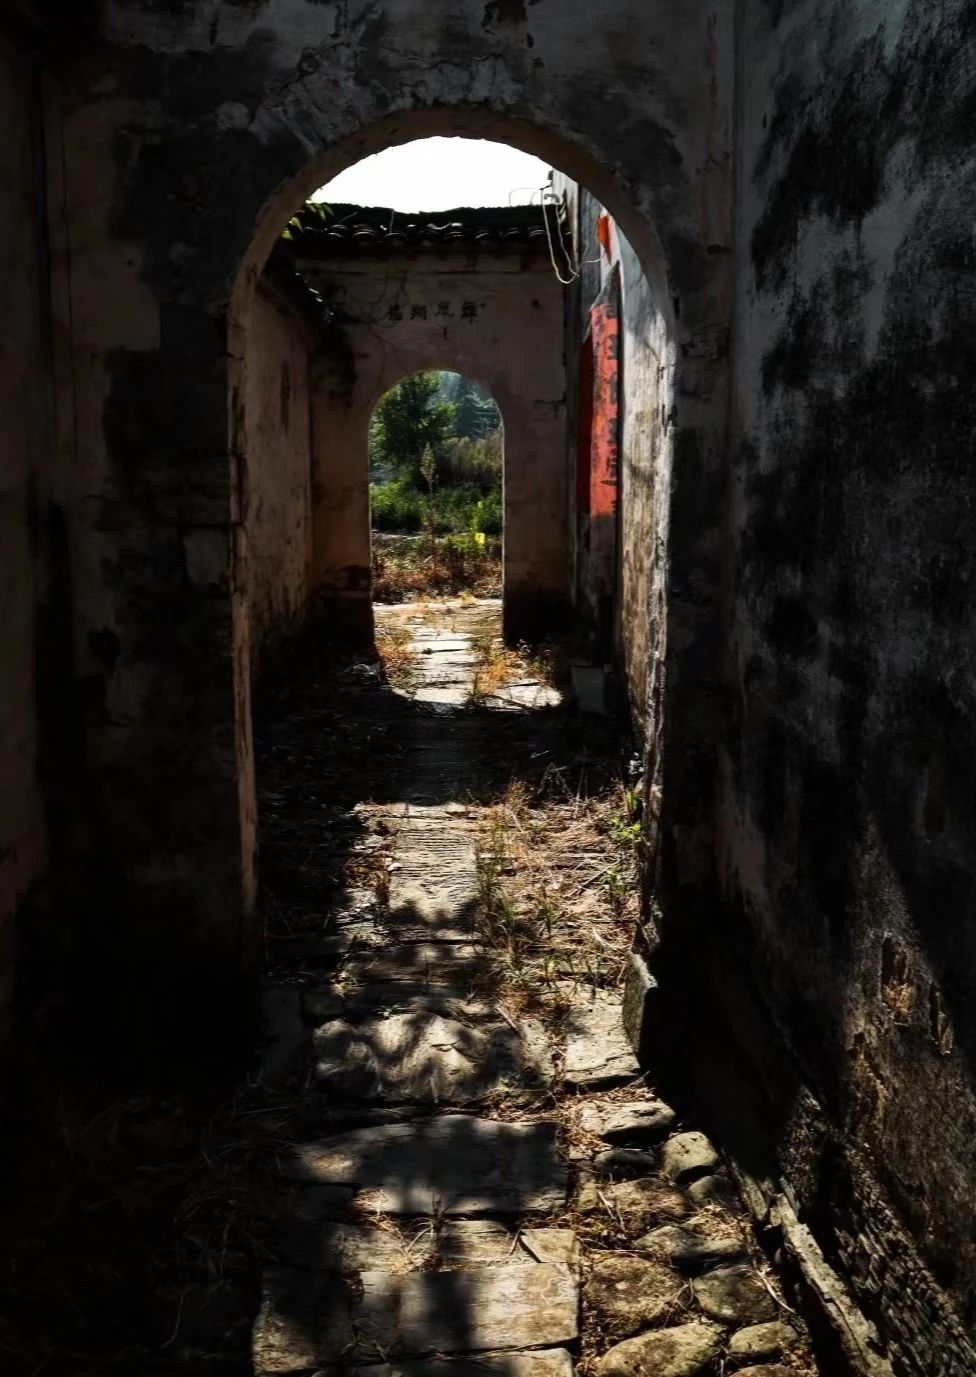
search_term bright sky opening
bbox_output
[313,138,552,211]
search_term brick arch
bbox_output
[228,107,677,348]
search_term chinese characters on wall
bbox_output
[386,300,481,323]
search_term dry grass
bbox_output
[344,844,394,916]
[882,978,915,1024]
[372,536,501,604]
[473,768,641,1026]
[468,634,525,704]
[463,746,823,1375]
[375,621,417,689]
[467,633,561,705]
[0,1071,295,1375]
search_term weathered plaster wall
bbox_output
[245,281,312,663]
[302,252,565,641]
[616,231,671,729]
[714,2,976,1371]
[12,1,976,1363]
[43,0,731,1024]
[0,38,48,1051]
[561,181,673,734]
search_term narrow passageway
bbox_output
[255,599,819,1377]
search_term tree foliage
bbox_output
[436,372,502,439]
[369,372,456,486]
[369,372,503,536]
[440,431,503,491]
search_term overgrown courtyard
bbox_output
[369,371,504,602]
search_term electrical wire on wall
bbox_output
[525,184,605,286]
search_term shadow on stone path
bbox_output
[254,599,820,1377]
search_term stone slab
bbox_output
[436,1219,520,1267]
[285,1115,567,1215]
[584,1252,684,1338]
[591,1147,659,1178]
[300,1106,439,1135]
[312,1004,553,1103]
[727,1321,799,1364]
[352,1350,574,1377]
[391,837,476,876]
[325,916,477,947]
[278,1217,435,1272]
[732,1367,793,1377]
[485,683,562,709]
[661,1132,718,1183]
[385,891,479,933]
[596,1322,723,1377]
[411,649,478,665]
[400,685,472,705]
[577,1178,688,1234]
[622,951,657,1052]
[686,1173,739,1210]
[692,1264,778,1326]
[338,944,489,989]
[635,1218,747,1274]
[256,1264,577,1370]
[304,989,475,1022]
[344,1263,578,1359]
[520,1229,581,1269]
[306,987,513,1021]
[563,992,641,1088]
[576,1099,676,1145]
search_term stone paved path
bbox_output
[254,600,818,1377]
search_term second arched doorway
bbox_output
[284,198,570,643]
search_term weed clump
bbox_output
[372,534,501,603]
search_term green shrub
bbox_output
[371,474,501,537]
[370,480,424,532]
[468,491,502,536]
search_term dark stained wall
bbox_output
[0,38,49,1056]
[1,3,975,1368]
[40,0,726,1022]
[720,2,976,1370]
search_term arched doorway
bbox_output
[224,112,707,989]
[369,371,504,606]
[54,20,732,1013]
[277,189,571,644]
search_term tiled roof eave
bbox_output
[281,201,571,260]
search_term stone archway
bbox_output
[278,200,569,642]
[225,115,727,988]
[48,6,732,1014]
